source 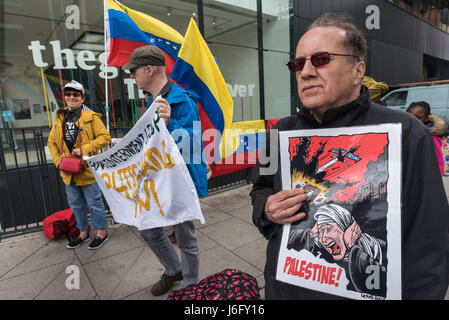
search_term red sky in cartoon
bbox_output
[289,133,388,202]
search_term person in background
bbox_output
[406,101,447,176]
[362,76,389,104]
[124,45,207,296]
[47,80,111,250]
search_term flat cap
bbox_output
[123,45,166,70]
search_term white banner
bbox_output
[85,98,205,230]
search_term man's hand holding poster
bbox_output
[84,98,205,230]
[277,124,402,300]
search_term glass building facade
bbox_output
[0,0,291,131]
[1,0,449,139]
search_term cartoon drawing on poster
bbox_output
[276,124,402,300]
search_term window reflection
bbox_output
[390,0,449,33]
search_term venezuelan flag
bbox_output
[104,0,183,73]
[212,120,266,176]
[170,18,234,174]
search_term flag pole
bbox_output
[58,70,66,108]
[103,0,110,132]
[40,67,51,128]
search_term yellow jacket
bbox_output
[362,76,389,101]
[47,107,111,186]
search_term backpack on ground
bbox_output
[167,269,261,300]
[43,208,80,240]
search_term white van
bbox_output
[380,83,449,122]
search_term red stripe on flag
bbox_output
[197,102,217,164]
[210,150,259,177]
[171,79,226,178]
[171,77,218,164]
[108,38,176,73]
[266,118,281,131]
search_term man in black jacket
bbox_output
[250,13,449,299]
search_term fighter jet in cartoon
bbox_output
[316,147,361,173]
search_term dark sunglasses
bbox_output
[130,65,145,75]
[286,52,360,72]
[64,92,82,97]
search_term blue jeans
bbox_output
[65,182,108,232]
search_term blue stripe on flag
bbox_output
[233,132,266,155]
[108,9,180,59]
[171,58,225,134]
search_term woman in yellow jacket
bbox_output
[47,80,111,250]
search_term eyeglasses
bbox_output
[130,66,145,75]
[64,92,82,98]
[286,52,360,72]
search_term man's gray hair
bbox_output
[307,12,367,63]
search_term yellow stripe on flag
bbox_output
[111,0,184,44]
[105,0,122,11]
[178,19,233,130]
[220,120,266,158]
[177,18,234,158]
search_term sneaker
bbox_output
[151,271,183,296]
[88,233,108,250]
[66,234,90,249]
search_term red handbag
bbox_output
[59,109,83,174]
[59,156,83,174]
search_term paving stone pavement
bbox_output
[1,179,448,300]
[0,183,266,300]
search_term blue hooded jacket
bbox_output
[148,81,208,197]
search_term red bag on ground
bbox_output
[43,208,80,240]
[168,269,261,300]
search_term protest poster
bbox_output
[85,99,205,230]
[276,124,402,300]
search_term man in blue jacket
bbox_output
[125,45,207,295]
